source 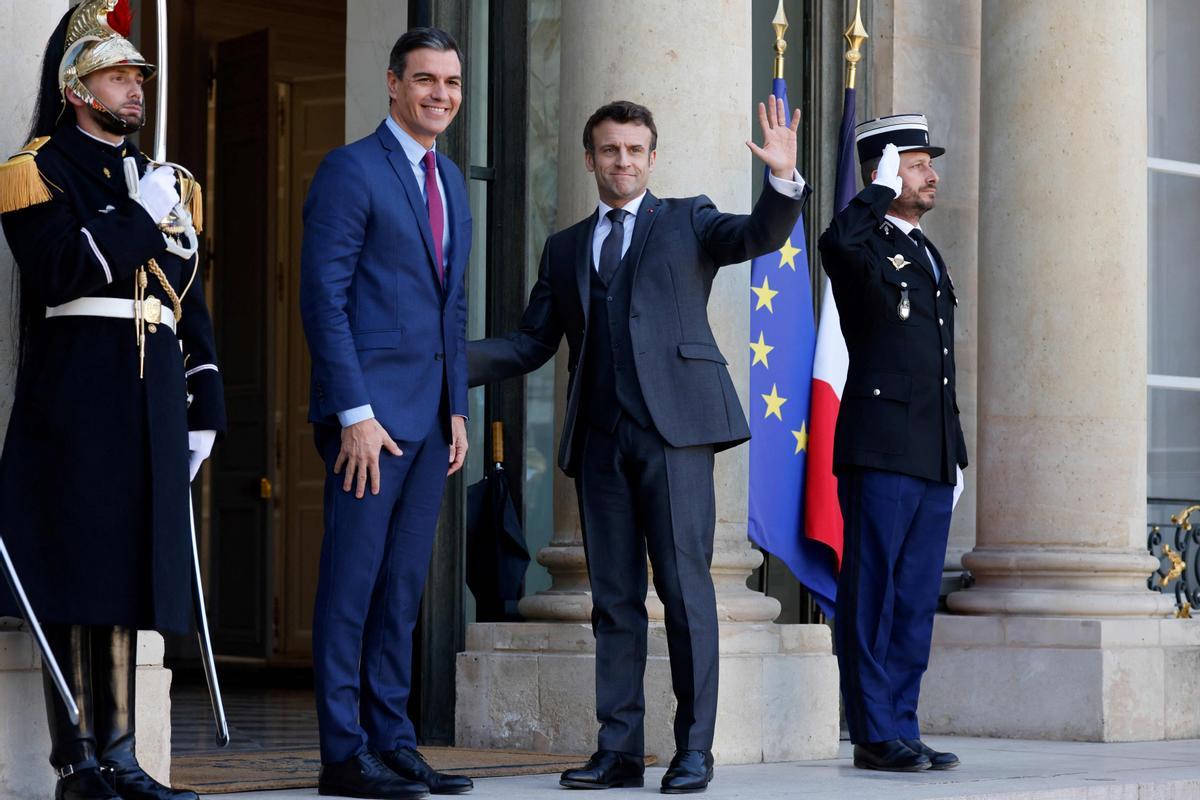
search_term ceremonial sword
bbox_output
[153,0,229,748]
[0,536,79,725]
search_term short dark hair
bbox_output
[583,101,658,153]
[859,157,879,189]
[388,27,463,79]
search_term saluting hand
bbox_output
[873,142,903,198]
[336,418,403,499]
[746,94,801,180]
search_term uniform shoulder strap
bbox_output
[0,136,55,214]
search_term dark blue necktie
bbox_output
[598,208,629,286]
[909,228,940,282]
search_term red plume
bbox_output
[107,0,133,37]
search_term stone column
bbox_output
[457,0,839,764]
[921,0,1195,742]
[344,0,410,143]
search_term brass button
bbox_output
[938,317,944,326]
[900,281,908,288]
[936,290,941,298]
[943,347,949,356]
[943,377,949,385]
[872,389,881,396]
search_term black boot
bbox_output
[94,626,199,800]
[43,625,120,800]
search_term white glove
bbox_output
[137,165,180,225]
[872,142,903,198]
[188,429,217,481]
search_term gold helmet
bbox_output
[58,0,155,115]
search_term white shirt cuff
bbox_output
[767,169,807,199]
[337,404,375,427]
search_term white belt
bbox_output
[46,297,177,334]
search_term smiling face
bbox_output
[71,65,146,138]
[889,149,939,222]
[386,47,462,148]
[585,120,656,208]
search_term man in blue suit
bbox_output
[300,27,473,800]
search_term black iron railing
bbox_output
[1147,499,1200,618]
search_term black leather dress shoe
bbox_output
[102,760,199,800]
[56,766,122,800]
[559,750,645,789]
[901,738,960,770]
[380,747,474,794]
[852,740,931,772]
[318,751,429,799]
[660,750,713,794]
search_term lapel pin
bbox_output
[887,254,909,271]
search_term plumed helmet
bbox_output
[58,0,155,111]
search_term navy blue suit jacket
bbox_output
[300,121,470,441]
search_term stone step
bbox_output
[188,737,1200,799]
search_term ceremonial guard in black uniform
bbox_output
[817,115,967,773]
[0,2,225,798]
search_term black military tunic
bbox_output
[0,124,226,635]
[817,182,967,484]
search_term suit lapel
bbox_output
[626,192,661,287]
[438,151,463,297]
[377,123,440,288]
[575,211,598,323]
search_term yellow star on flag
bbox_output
[792,423,808,454]
[751,275,779,313]
[749,332,774,368]
[777,238,802,271]
[761,383,787,421]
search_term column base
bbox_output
[455,622,840,764]
[0,628,172,799]
[921,614,1200,741]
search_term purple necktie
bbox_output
[422,149,445,286]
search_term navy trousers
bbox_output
[311,419,449,764]
[834,467,953,744]
[576,415,719,755]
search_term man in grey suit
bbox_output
[468,98,808,794]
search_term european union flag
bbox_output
[747,77,837,616]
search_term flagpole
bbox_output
[844,0,869,90]
[772,1,788,80]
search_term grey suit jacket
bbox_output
[468,185,809,476]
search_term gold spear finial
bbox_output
[772,0,788,80]
[844,0,869,90]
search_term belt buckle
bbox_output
[143,296,163,326]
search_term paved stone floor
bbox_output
[207,737,1200,799]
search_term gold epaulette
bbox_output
[180,175,204,234]
[0,137,54,214]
